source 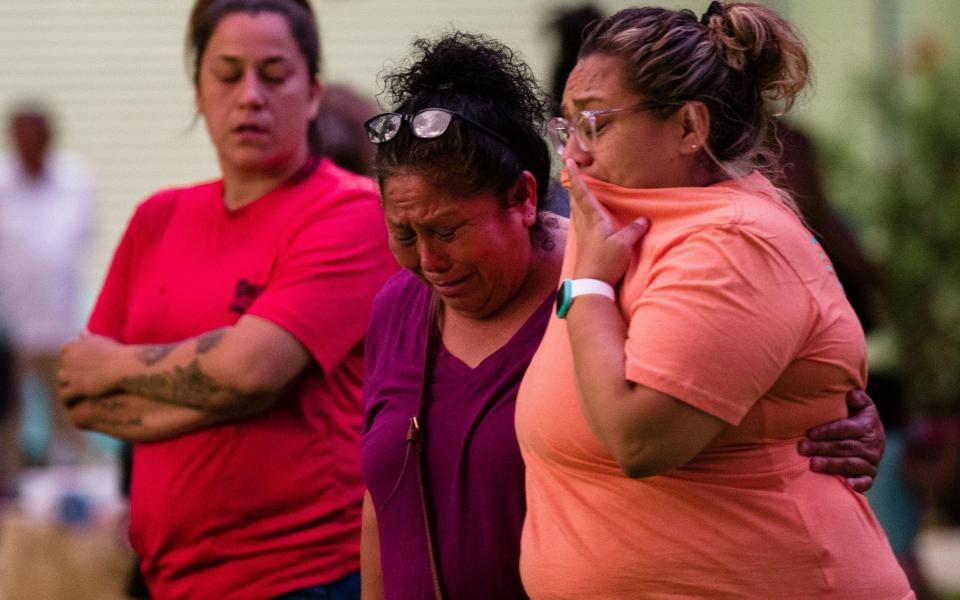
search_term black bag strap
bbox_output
[407,294,445,600]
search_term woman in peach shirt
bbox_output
[516,3,913,598]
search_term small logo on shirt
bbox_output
[229,279,263,314]
[810,235,842,288]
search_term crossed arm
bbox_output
[59,315,310,442]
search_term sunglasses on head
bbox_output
[364,108,509,146]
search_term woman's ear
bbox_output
[677,101,710,156]
[515,170,538,227]
[307,79,322,121]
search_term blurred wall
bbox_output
[0,0,957,311]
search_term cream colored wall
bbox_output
[0,2,215,310]
[0,0,955,310]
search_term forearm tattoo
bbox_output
[90,415,145,429]
[196,328,226,354]
[118,359,225,410]
[123,327,235,409]
[87,397,144,430]
[137,328,226,366]
[139,343,177,366]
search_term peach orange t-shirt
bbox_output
[515,172,912,599]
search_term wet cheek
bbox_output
[389,243,418,271]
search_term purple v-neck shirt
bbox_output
[362,270,552,600]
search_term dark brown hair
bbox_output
[374,33,552,224]
[580,2,810,179]
[186,0,322,154]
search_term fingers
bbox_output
[614,217,650,247]
[58,378,83,408]
[57,363,84,408]
[799,428,883,467]
[565,159,606,223]
[804,418,863,442]
[845,475,874,493]
[565,159,587,201]
[564,159,586,214]
[845,388,872,413]
[798,439,870,458]
[808,456,877,479]
[807,389,879,442]
[62,395,85,409]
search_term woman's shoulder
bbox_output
[124,179,220,233]
[375,270,428,306]
[138,179,219,209]
[368,270,430,331]
[652,173,806,251]
[310,158,380,201]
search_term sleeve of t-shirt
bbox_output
[87,192,176,341]
[361,276,392,436]
[246,189,396,375]
[623,226,814,425]
[86,204,143,341]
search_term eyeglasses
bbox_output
[364,108,509,146]
[546,104,659,156]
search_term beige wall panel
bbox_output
[0,0,950,310]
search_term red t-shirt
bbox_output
[88,159,398,599]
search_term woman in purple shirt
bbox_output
[359,33,886,600]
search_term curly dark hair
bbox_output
[373,32,552,219]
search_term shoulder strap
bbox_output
[409,294,445,600]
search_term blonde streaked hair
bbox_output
[579,2,810,191]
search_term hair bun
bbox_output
[708,3,809,115]
[380,32,547,124]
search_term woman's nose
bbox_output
[562,136,592,167]
[238,72,265,108]
[418,238,450,274]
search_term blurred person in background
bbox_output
[317,83,378,177]
[56,0,396,597]
[0,105,92,472]
[546,3,603,115]
[777,124,881,331]
[0,332,15,498]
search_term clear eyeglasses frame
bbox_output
[545,104,661,156]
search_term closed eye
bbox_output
[392,229,416,247]
[216,71,242,84]
[435,227,458,242]
[260,65,291,85]
[594,114,615,132]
